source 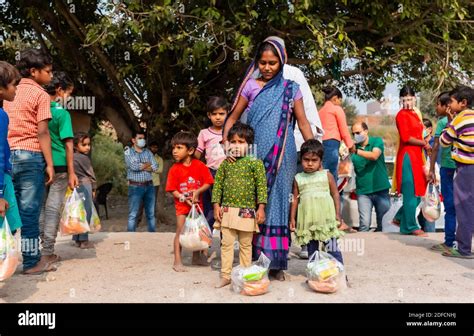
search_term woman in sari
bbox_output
[393,86,431,236]
[222,37,314,280]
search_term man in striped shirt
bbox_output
[3,49,56,274]
[440,85,474,259]
[124,130,159,232]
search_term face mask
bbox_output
[354,133,366,144]
[136,139,146,148]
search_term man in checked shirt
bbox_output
[124,129,159,232]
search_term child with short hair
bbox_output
[428,92,457,252]
[195,96,228,228]
[0,61,22,233]
[3,48,56,275]
[290,139,344,265]
[166,131,214,272]
[72,132,97,249]
[440,85,474,259]
[39,71,79,263]
[212,122,267,288]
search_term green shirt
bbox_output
[435,116,457,169]
[212,156,267,209]
[49,101,74,167]
[351,136,391,195]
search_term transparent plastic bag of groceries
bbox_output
[0,217,20,281]
[59,188,90,235]
[382,195,402,232]
[306,251,346,294]
[421,183,441,222]
[231,253,271,296]
[89,203,101,233]
[179,204,212,251]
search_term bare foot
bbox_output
[192,254,210,266]
[269,270,285,281]
[40,254,61,264]
[80,241,95,249]
[215,278,231,288]
[173,264,187,272]
[22,261,57,275]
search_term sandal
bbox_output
[442,247,474,259]
[430,243,450,252]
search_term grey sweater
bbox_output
[73,152,97,190]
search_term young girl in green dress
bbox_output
[289,139,344,264]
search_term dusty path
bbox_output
[0,232,472,303]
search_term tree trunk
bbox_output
[103,106,133,145]
[156,159,175,225]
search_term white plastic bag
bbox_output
[382,196,402,232]
[421,183,441,222]
[306,251,346,294]
[232,253,271,296]
[0,217,20,281]
[179,204,212,251]
[59,188,90,235]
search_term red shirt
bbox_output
[166,159,214,216]
[395,109,427,197]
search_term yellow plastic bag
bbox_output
[0,217,20,281]
[59,188,90,235]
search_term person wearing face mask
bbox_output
[350,122,391,232]
[124,129,159,232]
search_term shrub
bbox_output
[91,132,128,195]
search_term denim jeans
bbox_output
[127,184,156,232]
[11,150,45,270]
[307,238,344,265]
[440,167,456,247]
[72,184,93,242]
[39,172,68,255]
[322,139,340,181]
[202,168,217,229]
[357,189,391,232]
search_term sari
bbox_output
[228,37,301,270]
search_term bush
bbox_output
[91,133,128,195]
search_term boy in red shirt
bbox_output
[166,131,214,272]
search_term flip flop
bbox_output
[430,243,450,252]
[442,248,474,259]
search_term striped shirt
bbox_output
[440,109,474,165]
[3,78,52,152]
[124,146,159,183]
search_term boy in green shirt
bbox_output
[39,72,78,264]
[212,123,267,288]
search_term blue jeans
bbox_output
[127,184,156,232]
[202,168,217,229]
[440,167,456,247]
[357,189,391,231]
[11,150,45,270]
[322,139,340,181]
[307,238,344,265]
[72,184,93,242]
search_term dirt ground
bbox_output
[0,208,472,302]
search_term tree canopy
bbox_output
[1,0,472,145]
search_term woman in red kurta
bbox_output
[393,89,431,236]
